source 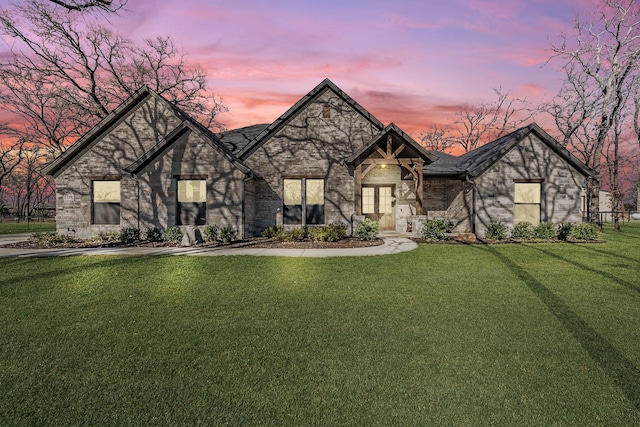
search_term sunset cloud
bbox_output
[0,0,601,140]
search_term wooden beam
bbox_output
[387,135,392,157]
[415,159,424,215]
[361,158,422,165]
[355,164,362,215]
[361,163,377,179]
[374,145,388,159]
[392,143,406,159]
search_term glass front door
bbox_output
[362,185,395,230]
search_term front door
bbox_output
[362,185,395,230]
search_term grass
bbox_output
[1,224,640,425]
[0,219,55,234]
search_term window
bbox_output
[514,182,541,225]
[305,179,324,225]
[283,178,325,225]
[177,180,206,225]
[93,180,120,225]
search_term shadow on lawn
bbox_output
[0,256,153,289]
[526,245,640,295]
[473,244,640,412]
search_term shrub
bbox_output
[567,223,599,241]
[119,227,141,244]
[533,222,557,240]
[353,218,380,240]
[163,226,183,243]
[261,224,283,238]
[421,219,452,240]
[145,227,163,242]
[556,223,573,241]
[511,222,534,240]
[28,232,76,246]
[308,223,347,242]
[203,224,220,242]
[96,231,119,243]
[485,222,507,240]
[275,227,308,242]
[219,226,237,243]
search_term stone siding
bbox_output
[53,94,245,239]
[243,87,380,235]
[473,133,585,237]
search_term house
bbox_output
[42,79,595,240]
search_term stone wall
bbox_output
[54,94,183,239]
[473,133,585,237]
[243,87,380,235]
[53,94,246,239]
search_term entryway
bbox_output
[362,185,395,230]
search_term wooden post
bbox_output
[355,163,362,215]
[415,159,423,215]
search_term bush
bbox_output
[145,227,163,242]
[28,232,76,246]
[567,223,599,241]
[421,219,452,240]
[219,226,237,243]
[511,222,534,239]
[308,223,347,242]
[119,227,141,243]
[485,223,507,240]
[96,231,119,243]
[353,218,380,240]
[557,223,573,241]
[275,227,308,242]
[203,224,220,242]
[533,222,557,240]
[163,226,183,243]
[261,224,283,238]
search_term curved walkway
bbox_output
[0,235,417,258]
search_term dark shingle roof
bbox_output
[237,78,385,159]
[423,123,595,178]
[218,124,270,154]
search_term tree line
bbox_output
[1,0,638,229]
[420,0,640,230]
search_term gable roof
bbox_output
[42,85,156,177]
[237,78,385,159]
[345,123,437,164]
[42,86,253,178]
[423,123,596,179]
[123,120,253,176]
[218,123,269,154]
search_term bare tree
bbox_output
[419,126,455,152]
[0,0,225,158]
[47,0,125,13]
[549,0,640,224]
[454,87,533,152]
[0,124,25,213]
[419,87,532,153]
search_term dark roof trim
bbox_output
[42,85,154,177]
[345,123,437,164]
[124,120,254,176]
[465,123,596,179]
[237,78,385,159]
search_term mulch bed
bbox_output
[1,237,384,250]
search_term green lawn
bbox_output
[0,219,55,234]
[1,225,639,425]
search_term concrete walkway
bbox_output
[0,234,417,258]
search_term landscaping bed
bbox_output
[0,235,383,250]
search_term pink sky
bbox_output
[1,0,602,136]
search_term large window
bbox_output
[514,182,541,225]
[93,180,120,225]
[177,180,206,225]
[283,178,325,225]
